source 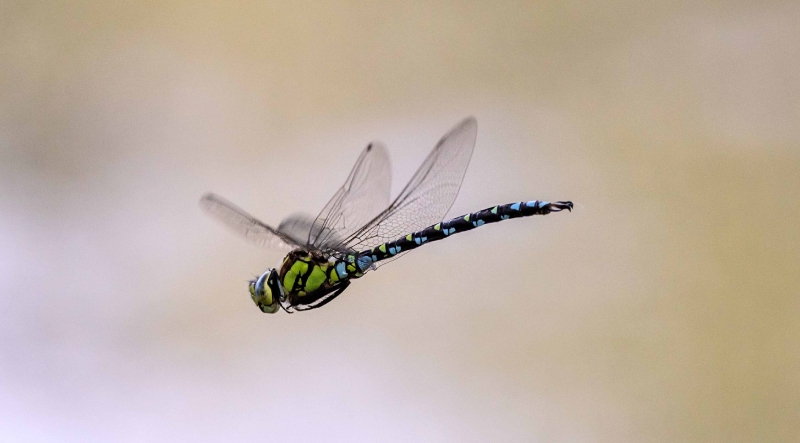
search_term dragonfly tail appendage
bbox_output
[359,200,573,264]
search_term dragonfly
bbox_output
[201,117,573,314]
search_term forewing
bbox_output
[339,117,477,252]
[276,212,317,245]
[200,193,303,250]
[308,142,392,251]
[277,212,345,248]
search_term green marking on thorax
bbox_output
[305,265,327,293]
[284,260,309,292]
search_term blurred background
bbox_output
[2,1,798,441]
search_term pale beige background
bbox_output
[2,1,798,442]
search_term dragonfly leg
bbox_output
[292,281,352,312]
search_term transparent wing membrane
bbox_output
[309,141,392,251]
[201,117,477,263]
[200,193,303,250]
[276,212,320,245]
[336,117,477,252]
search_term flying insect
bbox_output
[201,117,572,313]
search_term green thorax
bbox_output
[278,249,366,298]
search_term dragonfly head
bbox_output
[249,269,283,314]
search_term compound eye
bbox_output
[249,281,256,297]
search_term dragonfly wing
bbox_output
[277,212,344,248]
[338,117,477,252]
[308,141,392,251]
[277,212,316,244]
[200,193,304,250]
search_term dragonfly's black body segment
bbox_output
[201,117,574,314]
[358,200,573,264]
[289,200,574,311]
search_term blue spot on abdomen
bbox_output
[357,255,373,271]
